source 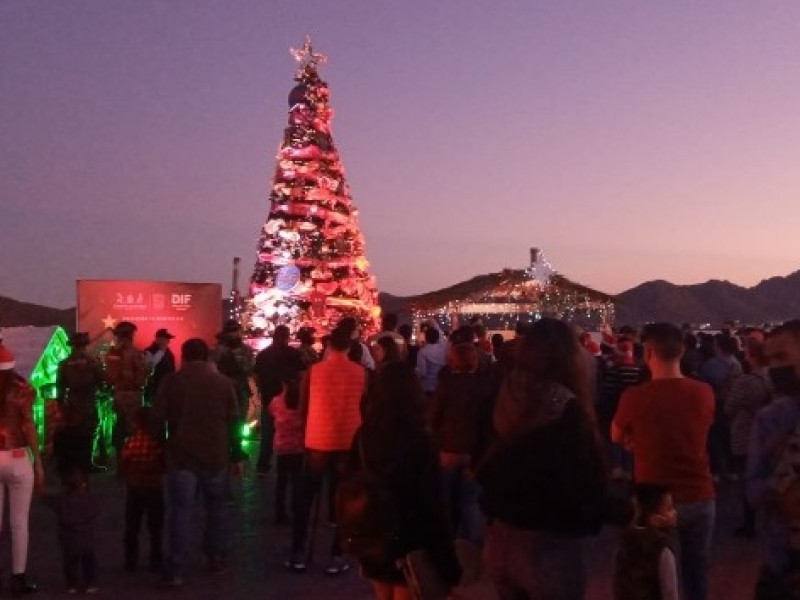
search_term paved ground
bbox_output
[14,456,761,599]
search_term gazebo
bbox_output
[409,248,615,334]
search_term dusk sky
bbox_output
[4,2,800,309]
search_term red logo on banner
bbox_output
[77,280,223,353]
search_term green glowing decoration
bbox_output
[27,327,71,447]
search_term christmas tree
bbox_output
[243,37,381,348]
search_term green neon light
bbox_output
[28,327,71,449]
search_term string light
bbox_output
[411,249,614,332]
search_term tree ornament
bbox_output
[288,84,309,107]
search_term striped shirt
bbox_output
[725,370,771,456]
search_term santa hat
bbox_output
[0,345,15,371]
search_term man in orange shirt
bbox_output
[612,322,716,600]
[287,326,366,575]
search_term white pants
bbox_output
[0,449,34,574]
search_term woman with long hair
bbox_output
[477,318,608,600]
[341,361,461,600]
[0,345,43,594]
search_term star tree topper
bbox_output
[290,35,327,76]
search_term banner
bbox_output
[76,280,223,352]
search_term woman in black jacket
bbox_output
[477,318,608,600]
[343,361,461,600]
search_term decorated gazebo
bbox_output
[409,248,615,333]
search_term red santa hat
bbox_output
[0,345,15,371]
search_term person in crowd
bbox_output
[121,406,164,572]
[55,332,105,476]
[745,327,767,344]
[613,323,715,600]
[367,313,407,360]
[297,328,321,368]
[430,340,491,543]
[0,345,43,594]
[499,321,527,369]
[490,334,504,362]
[747,320,800,598]
[341,360,461,600]
[212,320,254,428]
[681,332,701,378]
[348,338,367,368]
[613,483,679,600]
[269,371,306,525]
[697,333,715,365]
[722,320,737,338]
[336,317,376,371]
[397,324,418,369]
[725,338,771,539]
[287,327,367,575]
[700,334,743,480]
[473,323,492,355]
[600,336,646,480]
[151,338,243,587]
[446,325,492,376]
[43,467,99,594]
[142,329,176,406]
[580,331,602,358]
[478,318,608,600]
[253,326,306,476]
[372,336,401,371]
[416,327,447,398]
[575,328,601,407]
[105,322,148,467]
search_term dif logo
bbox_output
[171,293,193,312]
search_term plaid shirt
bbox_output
[122,428,164,489]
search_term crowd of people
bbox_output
[1,313,800,598]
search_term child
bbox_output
[269,375,305,525]
[44,467,100,594]
[121,406,164,571]
[614,483,679,600]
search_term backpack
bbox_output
[336,436,405,564]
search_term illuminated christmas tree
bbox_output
[243,37,381,348]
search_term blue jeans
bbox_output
[675,499,715,600]
[257,406,275,471]
[440,466,485,544]
[165,469,229,578]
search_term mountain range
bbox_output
[4,269,800,331]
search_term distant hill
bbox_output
[7,269,800,331]
[614,271,800,325]
[0,296,75,331]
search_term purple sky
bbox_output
[4,2,800,308]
